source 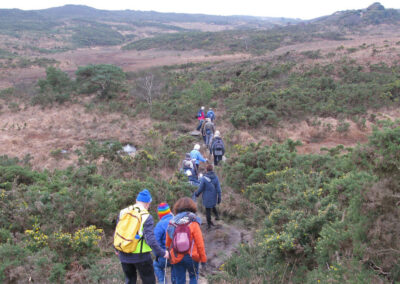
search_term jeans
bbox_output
[121,260,156,284]
[206,207,219,226]
[172,254,199,284]
[205,134,213,149]
[154,257,176,284]
[196,120,203,131]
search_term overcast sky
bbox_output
[1,0,399,20]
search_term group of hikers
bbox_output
[196,106,225,166]
[113,107,224,284]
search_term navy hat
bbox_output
[136,189,152,203]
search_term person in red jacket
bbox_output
[196,106,205,131]
[166,197,207,284]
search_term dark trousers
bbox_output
[121,260,156,284]
[206,207,219,225]
[214,155,222,166]
[196,120,203,131]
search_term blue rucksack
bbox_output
[207,111,215,121]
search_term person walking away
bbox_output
[115,189,169,284]
[202,118,215,149]
[195,164,221,229]
[166,197,207,284]
[182,160,200,186]
[211,131,225,166]
[181,153,197,177]
[196,106,205,131]
[190,144,207,173]
[153,203,176,284]
[206,108,215,122]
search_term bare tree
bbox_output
[132,71,163,113]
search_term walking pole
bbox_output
[163,258,168,284]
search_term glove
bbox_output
[201,262,207,271]
[217,198,221,204]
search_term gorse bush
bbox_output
[141,60,400,128]
[216,126,400,283]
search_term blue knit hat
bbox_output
[136,189,152,203]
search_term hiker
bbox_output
[196,106,205,131]
[195,164,221,229]
[153,203,176,284]
[181,153,197,176]
[166,197,207,284]
[182,160,200,186]
[206,108,215,122]
[190,144,207,173]
[115,189,169,284]
[201,118,215,149]
[211,130,225,166]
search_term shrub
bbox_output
[76,64,126,99]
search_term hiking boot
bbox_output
[215,216,220,221]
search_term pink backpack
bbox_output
[172,223,193,256]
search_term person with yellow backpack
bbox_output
[114,189,169,284]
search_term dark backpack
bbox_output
[171,223,193,256]
[213,139,224,156]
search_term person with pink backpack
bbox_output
[166,197,207,284]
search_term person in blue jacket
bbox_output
[195,164,222,229]
[206,108,215,122]
[190,144,207,172]
[153,203,175,284]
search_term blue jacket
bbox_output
[206,110,215,121]
[195,171,222,208]
[154,213,173,250]
[190,149,206,165]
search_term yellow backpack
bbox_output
[113,206,148,253]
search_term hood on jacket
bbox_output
[167,211,201,239]
[204,171,217,181]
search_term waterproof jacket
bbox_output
[166,212,207,264]
[206,110,215,121]
[195,171,222,208]
[197,110,205,121]
[190,149,206,165]
[211,137,225,156]
[154,213,173,250]
[117,204,165,264]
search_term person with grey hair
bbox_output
[190,144,207,172]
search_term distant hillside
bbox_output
[0,3,399,52]
[0,4,295,33]
[312,2,400,27]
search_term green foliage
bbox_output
[151,80,214,122]
[146,60,400,127]
[0,48,15,59]
[218,127,400,282]
[38,66,73,94]
[301,49,322,59]
[76,64,126,99]
[71,23,125,47]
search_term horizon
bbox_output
[1,0,399,20]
